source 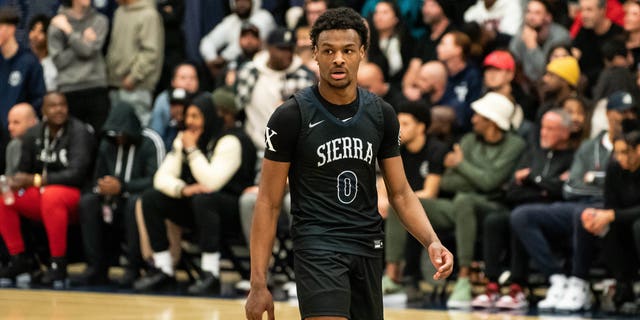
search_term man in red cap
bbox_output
[483,50,535,137]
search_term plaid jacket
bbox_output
[235,58,317,110]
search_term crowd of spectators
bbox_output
[0,0,640,315]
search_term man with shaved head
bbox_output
[357,62,404,110]
[415,61,448,106]
[6,103,38,175]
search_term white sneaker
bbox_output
[555,277,592,312]
[537,274,567,311]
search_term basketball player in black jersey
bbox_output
[245,8,453,320]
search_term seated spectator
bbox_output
[474,109,576,310]
[414,61,448,107]
[0,92,94,288]
[402,0,457,101]
[236,27,316,152]
[223,23,264,87]
[381,101,448,293]
[428,105,457,147]
[419,93,526,309]
[592,38,638,102]
[150,62,200,150]
[291,0,328,30]
[482,50,534,141]
[28,14,57,92]
[592,91,640,140]
[134,92,256,294]
[295,25,319,79]
[75,101,164,287]
[437,31,482,133]
[572,0,624,93]
[48,0,110,132]
[367,0,414,88]
[199,0,276,82]
[625,0,640,74]
[560,96,591,149]
[577,119,640,313]
[6,104,38,176]
[464,0,522,37]
[357,62,405,110]
[509,0,570,83]
[538,56,581,122]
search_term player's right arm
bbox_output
[246,99,300,320]
[245,158,290,320]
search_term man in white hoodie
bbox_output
[199,0,276,80]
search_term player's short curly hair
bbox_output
[310,7,368,51]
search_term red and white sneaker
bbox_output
[471,282,500,309]
[496,284,529,310]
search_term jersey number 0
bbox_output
[337,171,358,204]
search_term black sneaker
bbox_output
[71,266,109,286]
[116,268,139,289]
[614,282,638,314]
[0,253,34,287]
[41,257,68,289]
[133,268,175,292]
[187,271,220,296]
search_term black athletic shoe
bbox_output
[133,268,175,292]
[116,268,139,289]
[41,257,68,289]
[187,272,220,296]
[71,266,109,286]
[0,253,34,287]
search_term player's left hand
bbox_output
[427,241,453,280]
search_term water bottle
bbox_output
[0,175,14,205]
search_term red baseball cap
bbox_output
[483,50,515,71]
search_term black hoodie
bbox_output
[95,101,165,195]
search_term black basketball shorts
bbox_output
[294,249,383,320]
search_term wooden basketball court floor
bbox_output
[0,288,591,320]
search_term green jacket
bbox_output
[440,132,526,198]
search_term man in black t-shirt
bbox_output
[572,0,624,92]
[381,101,448,293]
[245,8,453,320]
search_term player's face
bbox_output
[398,113,424,144]
[314,29,365,90]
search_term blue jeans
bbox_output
[511,202,591,277]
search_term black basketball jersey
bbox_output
[288,87,396,257]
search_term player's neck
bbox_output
[318,82,357,105]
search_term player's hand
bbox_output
[427,241,453,280]
[245,286,275,320]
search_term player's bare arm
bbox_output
[245,159,290,320]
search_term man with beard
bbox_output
[509,0,571,82]
[0,92,94,289]
[537,56,581,122]
[199,0,276,81]
[573,0,624,92]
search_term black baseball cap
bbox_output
[267,27,296,49]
